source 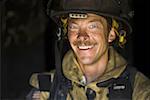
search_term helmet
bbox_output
[47,0,134,34]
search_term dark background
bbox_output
[1,0,150,99]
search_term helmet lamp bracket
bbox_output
[69,13,88,19]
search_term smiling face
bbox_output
[67,13,111,66]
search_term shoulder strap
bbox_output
[37,71,72,100]
[49,40,72,100]
[38,74,52,91]
[97,65,137,100]
[108,65,137,100]
[125,65,137,88]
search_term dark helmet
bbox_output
[47,0,134,34]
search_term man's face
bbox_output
[68,13,110,66]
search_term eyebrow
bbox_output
[68,20,79,25]
[88,18,103,24]
[68,19,101,24]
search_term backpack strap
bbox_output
[48,71,72,100]
[97,65,137,100]
[49,40,72,100]
[125,65,137,88]
[38,74,52,91]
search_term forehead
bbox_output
[68,13,106,23]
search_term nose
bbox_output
[77,29,89,41]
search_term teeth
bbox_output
[78,45,93,49]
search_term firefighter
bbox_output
[27,0,150,100]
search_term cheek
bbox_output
[93,32,108,47]
[91,31,104,40]
[68,32,73,41]
[68,30,77,39]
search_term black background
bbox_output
[1,0,150,99]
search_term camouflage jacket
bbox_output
[28,47,150,100]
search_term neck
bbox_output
[79,50,109,84]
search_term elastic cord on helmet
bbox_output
[61,17,68,38]
[112,19,127,48]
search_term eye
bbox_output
[68,23,79,30]
[88,23,98,29]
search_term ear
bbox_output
[108,28,116,43]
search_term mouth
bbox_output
[78,45,94,50]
